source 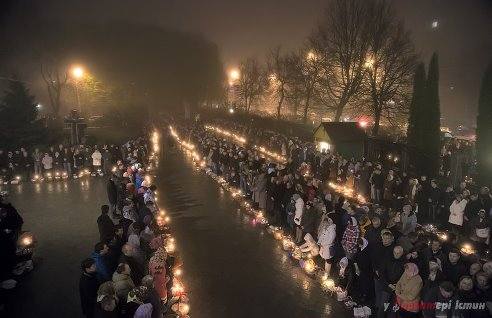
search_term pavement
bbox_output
[1,149,349,318]
[1,178,107,318]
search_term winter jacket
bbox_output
[442,260,467,286]
[318,224,336,260]
[91,252,111,282]
[293,196,304,226]
[300,207,317,234]
[92,151,102,166]
[380,257,405,292]
[448,199,468,226]
[112,271,135,299]
[97,214,115,243]
[400,212,417,235]
[107,179,118,204]
[396,272,423,313]
[41,155,53,169]
[79,272,98,317]
[134,303,153,318]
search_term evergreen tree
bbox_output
[0,79,42,147]
[407,62,426,172]
[476,62,492,186]
[422,52,441,177]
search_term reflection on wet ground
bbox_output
[1,177,107,318]
[157,150,348,318]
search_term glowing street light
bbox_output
[228,68,240,85]
[70,65,86,113]
[71,66,85,79]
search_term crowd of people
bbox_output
[0,142,148,183]
[78,134,189,318]
[169,118,492,318]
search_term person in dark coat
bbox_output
[107,177,118,216]
[301,202,317,238]
[354,238,374,303]
[422,281,456,318]
[119,244,145,285]
[378,245,405,318]
[371,229,395,315]
[442,248,468,286]
[364,216,382,246]
[97,205,115,243]
[79,258,99,318]
[93,295,118,318]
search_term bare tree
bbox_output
[266,46,290,119]
[40,58,67,118]
[361,0,417,135]
[286,49,323,123]
[237,57,266,112]
[310,0,369,122]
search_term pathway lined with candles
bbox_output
[163,125,351,317]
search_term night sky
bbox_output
[8,0,492,127]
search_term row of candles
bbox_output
[204,124,287,164]
[170,124,480,309]
[201,124,474,255]
[203,124,370,205]
[169,125,343,298]
[149,130,190,317]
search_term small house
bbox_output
[313,122,366,159]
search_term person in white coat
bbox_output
[317,215,336,274]
[448,194,468,234]
[92,149,102,169]
[41,153,53,172]
[293,193,304,243]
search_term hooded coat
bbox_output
[449,199,468,226]
[317,220,336,260]
[112,271,135,299]
[396,263,423,313]
[293,194,304,226]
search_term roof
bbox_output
[316,122,366,142]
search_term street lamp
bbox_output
[70,65,85,113]
[71,66,84,79]
[228,68,240,86]
[228,68,240,110]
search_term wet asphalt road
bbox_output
[1,148,349,318]
[1,177,107,318]
[156,149,347,318]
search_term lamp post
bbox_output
[71,66,85,113]
[227,68,240,109]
